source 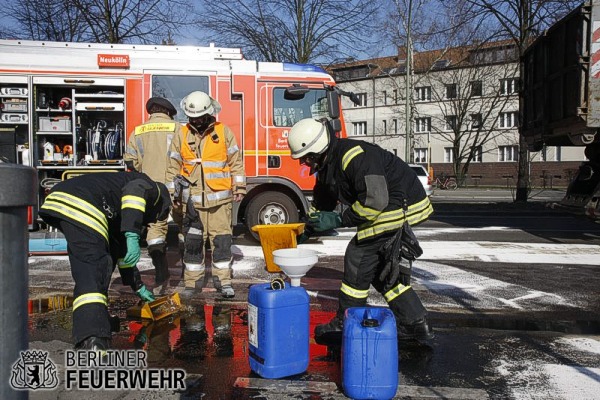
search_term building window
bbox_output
[383,90,388,105]
[444,147,454,163]
[445,83,457,99]
[542,145,562,161]
[472,146,482,162]
[415,86,431,102]
[470,113,482,129]
[393,119,398,134]
[499,111,518,128]
[470,80,482,97]
[393,89,398,104]
[414,148,428,163]
[352,121,367,136]
[354,93,367,107]
[499,145,518,161]
[445,115,457,131]
[500,78,518,95]
[415,117,431,133]
[383,119,387,133]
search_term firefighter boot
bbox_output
[314,314,343,345]
[75,336,110,352]
[398,317,434,342]
[148,244,170,286]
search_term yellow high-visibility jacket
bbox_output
[166,122,246,208]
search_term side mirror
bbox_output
[284,84,309,100]
[327,88,340,119]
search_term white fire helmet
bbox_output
[287,119,330,159]
[180,91,222,118]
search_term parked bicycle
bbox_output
[434,175,458,190]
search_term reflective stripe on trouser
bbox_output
[59,220,114,344]
[146,217,169,248]
[183,222,205,289]
[200,203,233,287]
[340,233,426,325]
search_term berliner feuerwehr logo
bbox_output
[10,350,59,390]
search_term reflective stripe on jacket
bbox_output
[178,124,232,191]
[123,113,179,183]
[39,171,167,241]
[315,138,433,242]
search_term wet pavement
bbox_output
[18,191,600,399]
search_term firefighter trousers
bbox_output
[178,202,233,289]
[338,234,427,326]
[58,221,116,345]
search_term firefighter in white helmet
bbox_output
[288,118,434,343]
[124,97,181,292]
[166,91,246,299]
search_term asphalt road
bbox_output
[15,188,600,399]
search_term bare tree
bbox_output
[421,51,519,181]
[458,0,581,200]
[4,0,191,44]
[192,0,380,63]
[4,0,87,41]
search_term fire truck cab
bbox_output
[0,39,348,234]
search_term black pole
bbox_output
[0,164,36,399]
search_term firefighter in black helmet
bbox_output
[39,171,172,351]
[287,118,434,343]
[124,97,181,291]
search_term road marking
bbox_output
[412,261,573,311]
[497,291,563,310]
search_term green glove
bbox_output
[123,232,141,267]
[308,211,342,232]
[136,285,155,303]
[296,232,310,244]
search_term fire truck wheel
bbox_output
[245,191,299,241]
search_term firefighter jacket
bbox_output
[39,172,171,243]
[314,138,433,242]
[166,122,246,208]
[124,112,182,184]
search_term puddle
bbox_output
[28,298,344,397]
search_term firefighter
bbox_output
[124,97,181,289]
[38,171,171,351]
[166,91,246,299]
[287,118,434,342]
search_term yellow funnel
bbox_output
[251,223,305,272]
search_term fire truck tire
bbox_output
[245,191,299,241]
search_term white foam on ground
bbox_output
[555,337,600,355]
[542,364,600,400]
[420,241,599,265]
[234,239,600,265]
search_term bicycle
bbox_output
[434,175,458,190]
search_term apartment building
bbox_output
[329,42,584,187]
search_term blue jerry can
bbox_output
[342,307,398,399]
[247,282,309,379]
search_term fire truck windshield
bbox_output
[273,88,328,127]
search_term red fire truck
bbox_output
[0,39,351,234]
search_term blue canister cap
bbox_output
[361,318,380,328]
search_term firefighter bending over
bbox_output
[287,118,434,342]
[124,97,181,290]
[39,171,171,351]
[166,91,246,299]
